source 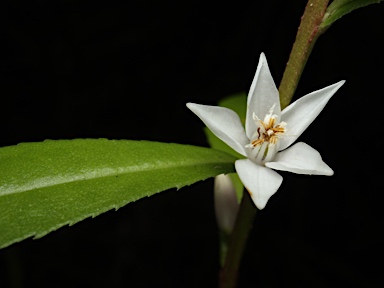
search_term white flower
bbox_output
[187,53,345,210]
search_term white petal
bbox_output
[246,53,280,139]
[187,103,248,156]
[235,159,283,210]
[265,142,333,175]
[279,80,345,150]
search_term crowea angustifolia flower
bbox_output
[187,53,345,210]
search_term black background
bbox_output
[1,0,384,287]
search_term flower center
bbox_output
[245,104,286,165]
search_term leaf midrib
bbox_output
[0,159,232,197]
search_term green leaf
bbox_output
[320,0,383,30]
[203,92,247,202]
[0,139,236,249]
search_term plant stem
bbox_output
[219,191,256,288]
[219,1,330,287]
[279,0,329,109]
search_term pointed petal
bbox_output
[187,103,248,156]
[279,80,345,150]
[235,159,282,210]
[246,53,280,139]
[265,142,333,175]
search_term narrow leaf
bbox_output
[0,139,236,249]
[321,0,383,30]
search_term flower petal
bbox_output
[187,103,248,156]
[246,53,280,139]
[279,80,345,150]
[235,159,282,210]
[265,142,333,175]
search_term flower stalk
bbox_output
[279,0,329,109]
[219,191,256,288]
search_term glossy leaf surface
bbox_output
[0,139,236,249]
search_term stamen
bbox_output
[273,127,285,133]
[251,139,264,147]
[268,117,276,128]
[269,136,277,145]
[246,104,287,165]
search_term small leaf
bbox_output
[320,0,383,30]
[203,92,247,202]
[0,139,236,249]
